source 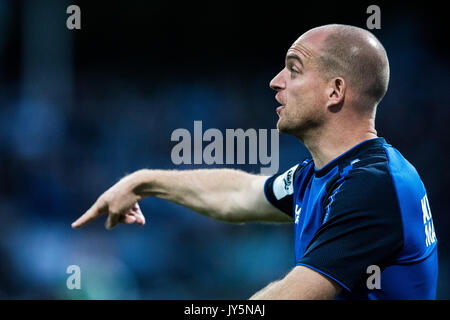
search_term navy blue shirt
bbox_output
[264,137,438,299]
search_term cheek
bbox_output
[289,77,326,107]
[287,80,314,107]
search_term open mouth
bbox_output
[275,92,285,115]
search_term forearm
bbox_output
[131,168,259,221]
[249,280,282,300]
[249,266,342,300]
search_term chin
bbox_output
[277,119,311,140]
[276,119,294,134]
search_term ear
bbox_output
[325,77,346,110]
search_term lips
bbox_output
[276,106,285,115]
[275,92,285,116]
[275,92,285,106]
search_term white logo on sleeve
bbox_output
[273,164,299,200]
[294,205,301,224]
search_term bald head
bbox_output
[299,24,390,110]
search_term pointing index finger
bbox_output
[71,199,108,228]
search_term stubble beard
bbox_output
[277,107,325,142]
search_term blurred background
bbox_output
[0,0,448,299]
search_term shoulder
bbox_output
[343,160,391,193]
[329,147,392,197]
[329,138,425,202]
[322,151,401,225]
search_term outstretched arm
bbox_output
[71,168,291,229]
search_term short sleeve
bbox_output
[297,167,404,291]
[264,162,305,217]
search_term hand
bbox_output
[71,173,146,230]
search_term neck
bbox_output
[299,118,378,170]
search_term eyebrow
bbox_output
[286,54,303,67]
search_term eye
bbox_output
[289,66,299,78]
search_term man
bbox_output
[72,24,438,300]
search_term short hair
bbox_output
[313,24,390,109]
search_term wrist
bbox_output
[130,169,156,198]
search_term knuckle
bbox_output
[95,197,107,212]
[108,206,120,216]
[100,193,112,206]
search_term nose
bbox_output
[269,69,286,92]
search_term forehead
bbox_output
[286,29,328,60]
